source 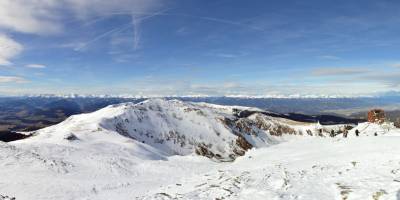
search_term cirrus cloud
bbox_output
[0,0,61,35]
[0,0,164,65]
[311,67,371,76]
[25,64,46,69]
[0,0,163,35]
[391,63,400,68]
[0,76,28,83]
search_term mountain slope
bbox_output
[139,136,400,200]
[20,99,351,161]
[19,99,275,161]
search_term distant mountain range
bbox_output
[14,90,400,99]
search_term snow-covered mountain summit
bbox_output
[20,98,339,161]
[18,98,397,162]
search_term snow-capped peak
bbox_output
[19,99,264,161]
[19,99,394,162]
[15,99,320,161]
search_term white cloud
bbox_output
[0,0,163,35]
[0,0,163,64]
[319,55,341,60]
[0,0,61,35]
[215,53,237,58]
[0,76,28,83]
[308,63,400,91]
[312,67,371,76]
[0,34,23,66]
[359,72,400,87]
[65,0,162,19]
[26,64,46,69]
[176,27,188,36]
[391,63,400,68]
[58,42,87,51]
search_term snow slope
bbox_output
[347,122,395,136]
[2,133,400,199]
[1,99,399,199]
[141,136,400,200]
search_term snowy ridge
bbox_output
[19,99,278,161]
[19,99,342,161]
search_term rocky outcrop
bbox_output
[368,109,385,124]
[0,195,15,200]
[235,135,252,155]
[395,118,400,128]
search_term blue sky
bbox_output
[0,0,400,96]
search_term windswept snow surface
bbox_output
[1,99,400,200]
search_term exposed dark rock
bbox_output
[64,133,79,141]
[0,131,30,142]
[394,118,400,128]
[253,115,297,136]
[269,124,297,136]
[234,135,252,155]
[195,143,215,158]
[0,194,16,200]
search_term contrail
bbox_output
[77,8,171,51]
[74,24,131,51]
[130,8,173,50]
[131,16,140,50]
[98,11,265,31]
[76,7,264,51]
